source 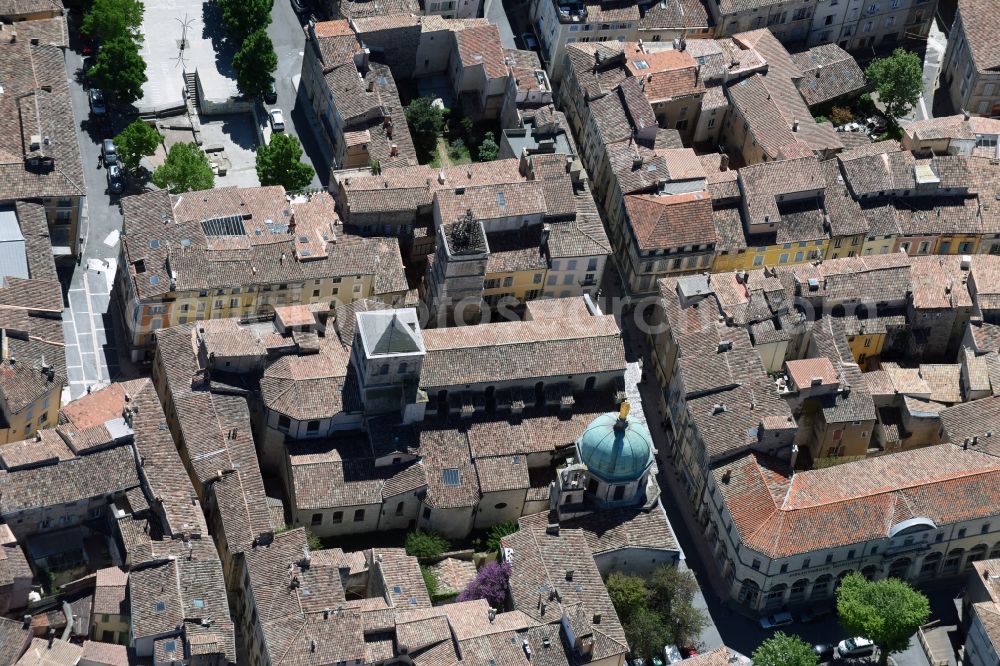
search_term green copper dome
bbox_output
[577,408,654,483]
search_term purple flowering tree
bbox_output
[457,561,510,607]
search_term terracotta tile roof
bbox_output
[791,44,866,107]
[420,315,625,388]
[375,547,433,609]
[260,340,357,420]
[337,0,419,19]
[624,191,715,251]
[287,436,382,510]
[637,0,709,30]
[564,43,629,100]
[420,429,480,509]
[909,255,974,309]
[122,188,405,301]
[0,429,72,470]
[956,0,1000,73]
[502,526,627,661]
[455,25,507,79]
[738,156,825,228]
[435,181,547,226]
[785,357,838,389]
[0,42,84,205]
[717,445,1000,558]
[623,46,704,102]
[465,405,608,459]
[429,557,477,595]
[15,638,81,665]
[93,567,127,617]
[0,444,138,515]
[475,454,530,493]
[521,505,679,555]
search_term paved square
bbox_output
[137,0,239,113]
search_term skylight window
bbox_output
[496,191,506,209]
[149,239,160,249]
[154,601,166,613]
[393,585,402,594]
[193,599,205,609]
[442,468,460,486]
[634,60,649,69]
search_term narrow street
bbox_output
[60,13,128,399]
[267,0,328,187]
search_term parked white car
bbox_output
[269,108,285,132]
[837,637,875,659]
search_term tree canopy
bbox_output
[257,133,315,190]
[607,573,649,622]
[865,48,923,122]
[836,573,930,666]
[152,142,215,194]
[751,632,818,666]
[89,36,148,106]
[624,607,670,661]
[404,97,447,163]
[233,29,278,100]
[115,120,161,172]
[477,131,499,162]
[81,0,144,43]
[606,567,706,656]
[219,0,273,40]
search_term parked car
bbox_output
[837,638,875,659]
[680,647,698,659]
[101,139,118,166]
[264,83,277,105]
[813,644,835,663]
[663,645,682,665]
[631,658,646,666]
[651,656,664,666]
[520,32,538,50]
[269,108,285,132]
[799,606,833,623]
[106,164,125,194]
[759,611,794,629]
[88,88,106,115]
[290,0,308,12]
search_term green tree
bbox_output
[305,528,324,551]
[219,0,273,40]
[115,120,161,172]
[648,565,706,646]
[257,133,315,190]
[82,0,143,43]
[624,607,670,660]
[152,142,215,193]
[864,48,923,123]
[405,530,450,559]
[486,521,518,553]
[477,131,499,162]
[607,573,649,623]
[233,29,278,100]
[837,573,930,666]
[404,97,446,163]
[421,565,439,597]
[752,633,818,666]
[89,36,147,106]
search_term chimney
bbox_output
[488,608,496,623]
[545,523,560,536]
[21,615,30,630]
[390,144,399,156]
[565,569,574,581]
[719,154,729,172]
[47,629,54,648]
[592,613,602,624]
[792,120,800,132]
[438,169,446,184]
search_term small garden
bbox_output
[407,522,518,605]
[404,97,501,167]
[606,566,707,660]
[812,48,922,143]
